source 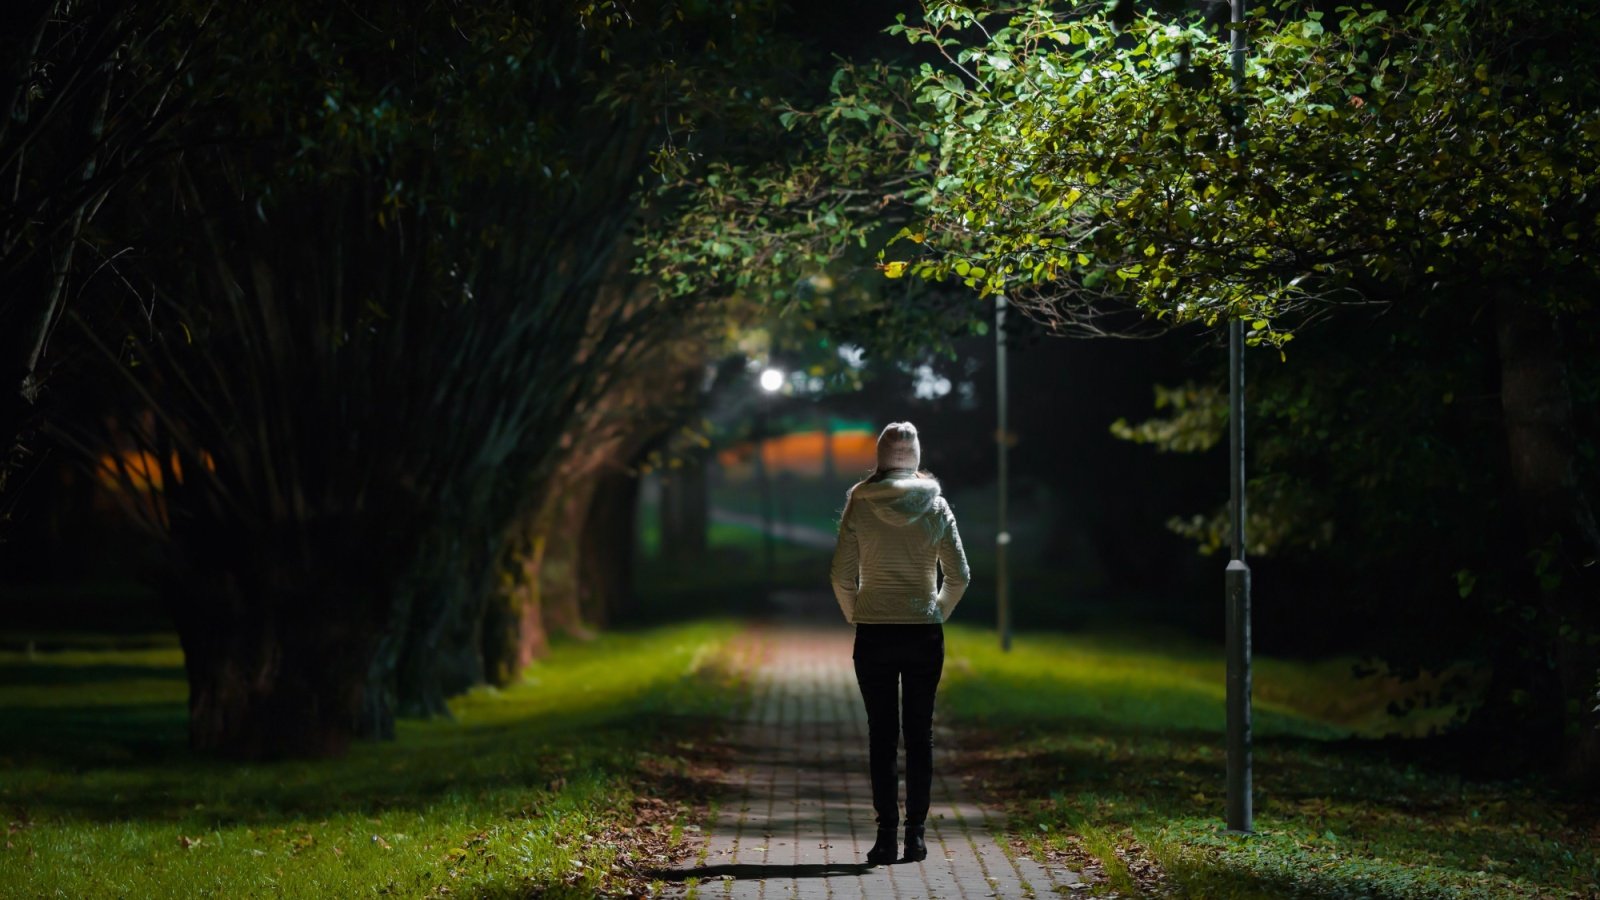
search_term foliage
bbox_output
[636,48,995,367]
[1108,380,1332,559]
[0,1,210,530]
[1110,381,1225,455]
[1112,309,1512,568]
[875,0,1600,341]
[639,56,921,300]
[810,0,1600,774]
[50,0,812,752]
[0,621,740,897]
[940,625,1599,899]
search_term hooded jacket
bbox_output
[830,469,970,624]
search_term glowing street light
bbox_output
[759,367,785,393]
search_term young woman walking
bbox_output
[829,421,971,866]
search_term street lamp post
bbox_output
[996,296,1012,652]
[758,368,784,599]
[1224,0,1254,836]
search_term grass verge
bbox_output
[939,625,1599,899]
[0,620,743,898]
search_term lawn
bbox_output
[0,621,743,899]
[939,625,1599,899]
[12,617,1594,899]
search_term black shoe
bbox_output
[866,827,898,866]
[903,824,927,862]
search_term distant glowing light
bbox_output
[912,364,952,399]
[759,368,785,392]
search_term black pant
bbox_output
[852,622,944,830]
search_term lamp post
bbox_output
[758,367,784,598]
[1224,0,1254,836]
[996,295,1012,652]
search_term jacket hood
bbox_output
[848,471,943,528]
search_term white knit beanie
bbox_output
[876,421,921,471]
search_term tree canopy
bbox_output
[870,0,1599,344]
[649,0,1600,782]
[6,0,875,757]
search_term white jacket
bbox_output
[830,469,970,624]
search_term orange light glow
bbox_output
[95,449,216,493]
[718,429,878,479]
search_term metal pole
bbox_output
[757,400,775,600]
[1227,322,1247,590]
[1225,322,1252,835]
[996,295,1012,652]
[1224,0,1253,835]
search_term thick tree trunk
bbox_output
[542,485,596,639]
[513,534,551,674]
[177,587,378,759]
[393,573,457,719]
[389,530,503,718]
[480,532,549,686]
[1495,291,1600,788]
[358,618,403,741]
[515,572,549,664]
[579,469,639,626]
[435,534,499,698]
[166,510,395,758]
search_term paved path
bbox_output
[661,625,1077,899]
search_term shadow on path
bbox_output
[650,862,872,882]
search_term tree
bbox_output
[1,1,208,534]
[652,0,1600,782]
[72,0,807,756]
[863,0,1600,781]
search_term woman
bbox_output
[829,421,971,866]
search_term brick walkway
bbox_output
[661,624,1077,899]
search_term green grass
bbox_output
[708,480,854,537]
[939,625,1598,899]
[0,621,742,898]
[633,517,835,624]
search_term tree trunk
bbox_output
[480,511,554,688]
[513,533,551,673]
[393,572,457,719]
[178,584,378,759]
[358,632,401,740]
[390,530,502,718]
[435,532,499,698]
[579,468,639,626]
[542,485,596,639]
[1494,291,1600,787]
